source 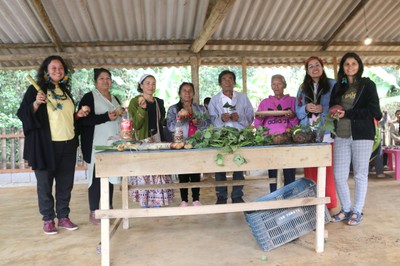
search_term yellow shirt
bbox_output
[47,86,75,141]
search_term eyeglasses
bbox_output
[308,64,322,70]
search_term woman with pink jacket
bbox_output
[255,74,299,192]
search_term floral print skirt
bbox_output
[128,175,174,207]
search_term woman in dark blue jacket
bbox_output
[329,52,382,226]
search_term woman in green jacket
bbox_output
[127,74,174,207]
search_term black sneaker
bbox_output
[216,196,227,204]
[232,197,245,203]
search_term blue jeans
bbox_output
[215,171,244,199]
[268,168,296,192]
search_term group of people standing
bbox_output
[18,51,382,235]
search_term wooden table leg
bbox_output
[122,176,129,229]
[315,166,327,253]
[100,177,110,266]
[276,169,283,189]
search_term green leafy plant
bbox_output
[186,125,271,166]
[193,110,210,121]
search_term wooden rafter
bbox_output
[322,0,370,51]
[31,0,76,72]
[190,0,236,53]
[3,39,400,51]
[2,49,400,63]
[31,0,64,52]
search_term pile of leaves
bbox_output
[186,125,271,166]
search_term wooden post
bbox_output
[10,127,15,169]
[242,57,247,95]
[191,56,200,104]
[18,128,25,169]
[1,128,6,169]
[333,57,338,80]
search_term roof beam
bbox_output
[201,50,400,59]
[31,0,74,72]
[322,0,369,51]
[190,0,236,53]
[31,0,64,52]
[2,50,400,64]
[4,39,400,50]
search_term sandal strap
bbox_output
[349,212,363,222]
[332,209,351,221]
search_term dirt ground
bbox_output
[1,171,399,266]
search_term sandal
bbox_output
[331,209,351,223]
[348,211,363,226]
[376,173,392,179]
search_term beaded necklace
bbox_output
[47,85,68,110]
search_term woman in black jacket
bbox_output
[329,52,382,226]
[78,68,123,224]
[17,55,89,234]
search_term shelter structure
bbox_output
[1,0,399,100]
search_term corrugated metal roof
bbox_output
[0,0,399,69]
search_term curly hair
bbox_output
[36,55,73,101]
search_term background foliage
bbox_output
[1,66,400,129]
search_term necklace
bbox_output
[47,85,68,110]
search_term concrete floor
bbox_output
[1,172,400,266]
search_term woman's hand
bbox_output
[192,118,200,125]
[76,105,90,118]
[108,110,118,121]
[314,104,323,113]
[285,110,295,119]
[178,108,189,119]
[305,103,316,113]
[34,92,47,108]
[306,103,322,114]
[138,95,147,109]
[336,110,345,119]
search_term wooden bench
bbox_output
[95,144,331,266]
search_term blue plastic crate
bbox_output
[244,178,331,252]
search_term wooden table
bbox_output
[95,144,331,266]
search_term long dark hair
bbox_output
[331,52,365,100]
[36,55,73,101]
[337,52,364,88]
[175,82,195,111]
[300,56,331,104]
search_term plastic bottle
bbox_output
[120,107,133,140]
[173,117,184,143]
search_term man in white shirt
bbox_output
[208,70,254,204]
[389,109,400,145]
